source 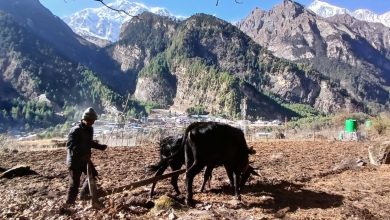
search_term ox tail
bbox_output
[147,161,164,172]
[147,153,176,172]
[181,124,191,151]
[181,122,204,148]
[180,122,201,167]
[147,149,183,172]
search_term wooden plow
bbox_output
[87,167,186,207]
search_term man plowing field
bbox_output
[63,107,107,207]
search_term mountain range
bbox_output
[63,0,390,47]
[0,0,388,132]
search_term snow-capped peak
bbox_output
[107,1,171,18]
[308,0,350,17]
[352,9,379,23]
[308,0,390,27]
[62,0,178,44]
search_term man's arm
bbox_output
[66,127,79,151]
[92,140,107,151]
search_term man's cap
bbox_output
[82,107,98,121]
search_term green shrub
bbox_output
[288,115,333,130]
[371,112,390,135]
[186,106,208,115]
[283,103,321,118]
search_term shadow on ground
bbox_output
[207,179,344,212]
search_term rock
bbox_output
[270,152,284,161]
[259,195,275,206]
[332,158,366,171]
[168,212,177,220]
[368,141,390,165]
[274,207,291,218]
[204,204,212,211]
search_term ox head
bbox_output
[240,146,257,186]
[159,136,183,156]
[240,165,259,188]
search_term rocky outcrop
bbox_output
[237,0,390,110]
[134,75,176,107]
[170,62,242,117]
[125,13,358,118]
[327,14,390,60]
[108,12,177,72]
[0,56,37,101]
[368,141,390,165]
[111,43,149,72]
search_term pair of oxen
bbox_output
[148,121,258,205]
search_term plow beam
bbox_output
[101,168,186,197]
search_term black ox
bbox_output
[148,135,226,197]
[148,135,184,198]
[183,122,256,205]
[148,123,257,200]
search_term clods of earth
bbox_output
[1,140,389,219]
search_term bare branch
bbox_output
[94,0,242,13]
[216,0,243,6]
[93,0,138,18]
[93,0,242,15]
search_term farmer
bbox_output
[64,107,107,205]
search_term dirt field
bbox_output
[0,139,389,219]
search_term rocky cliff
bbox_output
[237,0,390,111]
[115,12,360,119]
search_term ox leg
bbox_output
[149,163,168,198]
[185,162,204,206]
[224,166,234,187]
[200,165,214,192]
[233,171,242,200]
[170,163,183,196]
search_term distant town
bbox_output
[93,109,283,146]
[13,109,283,145]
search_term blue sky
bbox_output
[40,0,390,22]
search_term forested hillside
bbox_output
[0,10,146,132]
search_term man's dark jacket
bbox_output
[66,122,105,169]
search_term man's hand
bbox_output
[101,144,108,151]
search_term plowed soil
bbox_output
[1,140,389,219]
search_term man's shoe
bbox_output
[59,202,73,215]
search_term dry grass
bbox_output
[0,138,66,153]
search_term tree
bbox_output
[11,106,20,120]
